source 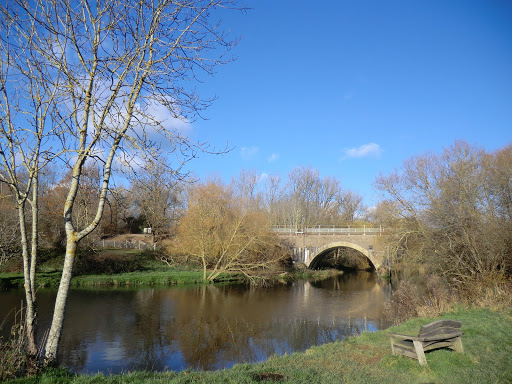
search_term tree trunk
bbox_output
[17,201,38,355]
[29,173,39,353]
[44,236,77,363]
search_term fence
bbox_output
[272,225,383,236]
[94,239,156,250]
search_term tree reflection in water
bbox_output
[0,271,391,373]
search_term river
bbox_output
[0,271,391,374]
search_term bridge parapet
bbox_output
[273,225,383,236]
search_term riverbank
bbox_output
[0,248,346,289]
[0,249,239,289]
[6,307,512,383]
[0,267,340,289]
[0,269,215,289]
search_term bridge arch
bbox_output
[307,241,376,270]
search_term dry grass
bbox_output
[385,280,420,324]
[0,307,39,381]
[454,278,512,310]
[386,273,512,326]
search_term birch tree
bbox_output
[2,0,241,363]
[0,11,64,353]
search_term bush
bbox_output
[385,280,420,325]
[0,256,23,273]
[454,276,512,310]
[386,275,456,324]
[73,250,146,275]
[416,274,452,317]
[0,308,39,380]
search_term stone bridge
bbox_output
[273,226,386,270]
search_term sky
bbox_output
[182,0,512,206]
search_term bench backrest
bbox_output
[419,320,462,339]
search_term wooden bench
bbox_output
[388,319,464,366]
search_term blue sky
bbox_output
[186,0,512,206]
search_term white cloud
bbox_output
[259,173,269,182]
[267,153,279,163]
[129,99,191,151]
[240,146,259,159]
[343,143,382,159]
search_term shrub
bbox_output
[0,308,39,380]
[385,280,420,325]
[417,274,452,318]
[74,250,146,275]
[454,276,512,310]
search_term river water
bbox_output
[0,271,391,374]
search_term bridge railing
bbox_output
[272,225,383,236]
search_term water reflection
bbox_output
[0,271,391,373]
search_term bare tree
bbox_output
[231,168,262,212]
[337,189,366,224]
[0,10,65,352]
[131,157,184,237]
[375,141,511,289]
[1,0,241,363]
[99,185,132,235]
[174,180,285,284]
[283,166,345,226]
[262,173,283,225]
[313,176,340,224]
[286,166,320,228]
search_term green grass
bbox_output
[0,248,245,289]
[70,270,242,287]
[6,307,512,383]
[285,268,344,281]
[0,269,243,289]
[70,269,207,286]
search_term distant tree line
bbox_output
[0,164,368,257]
[1,162,369,289]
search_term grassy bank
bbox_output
[0,248,345,289]
[0,268,342,289]
[6,307,512,383]
[285,268,344,281]
[0,268,346,289]
[0,249,245,289]
[0,269,244,289]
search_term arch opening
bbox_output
[308,242,376,271]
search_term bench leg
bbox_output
[413,340,427,366]
[390,336,396,355]
[453,336,464,353]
